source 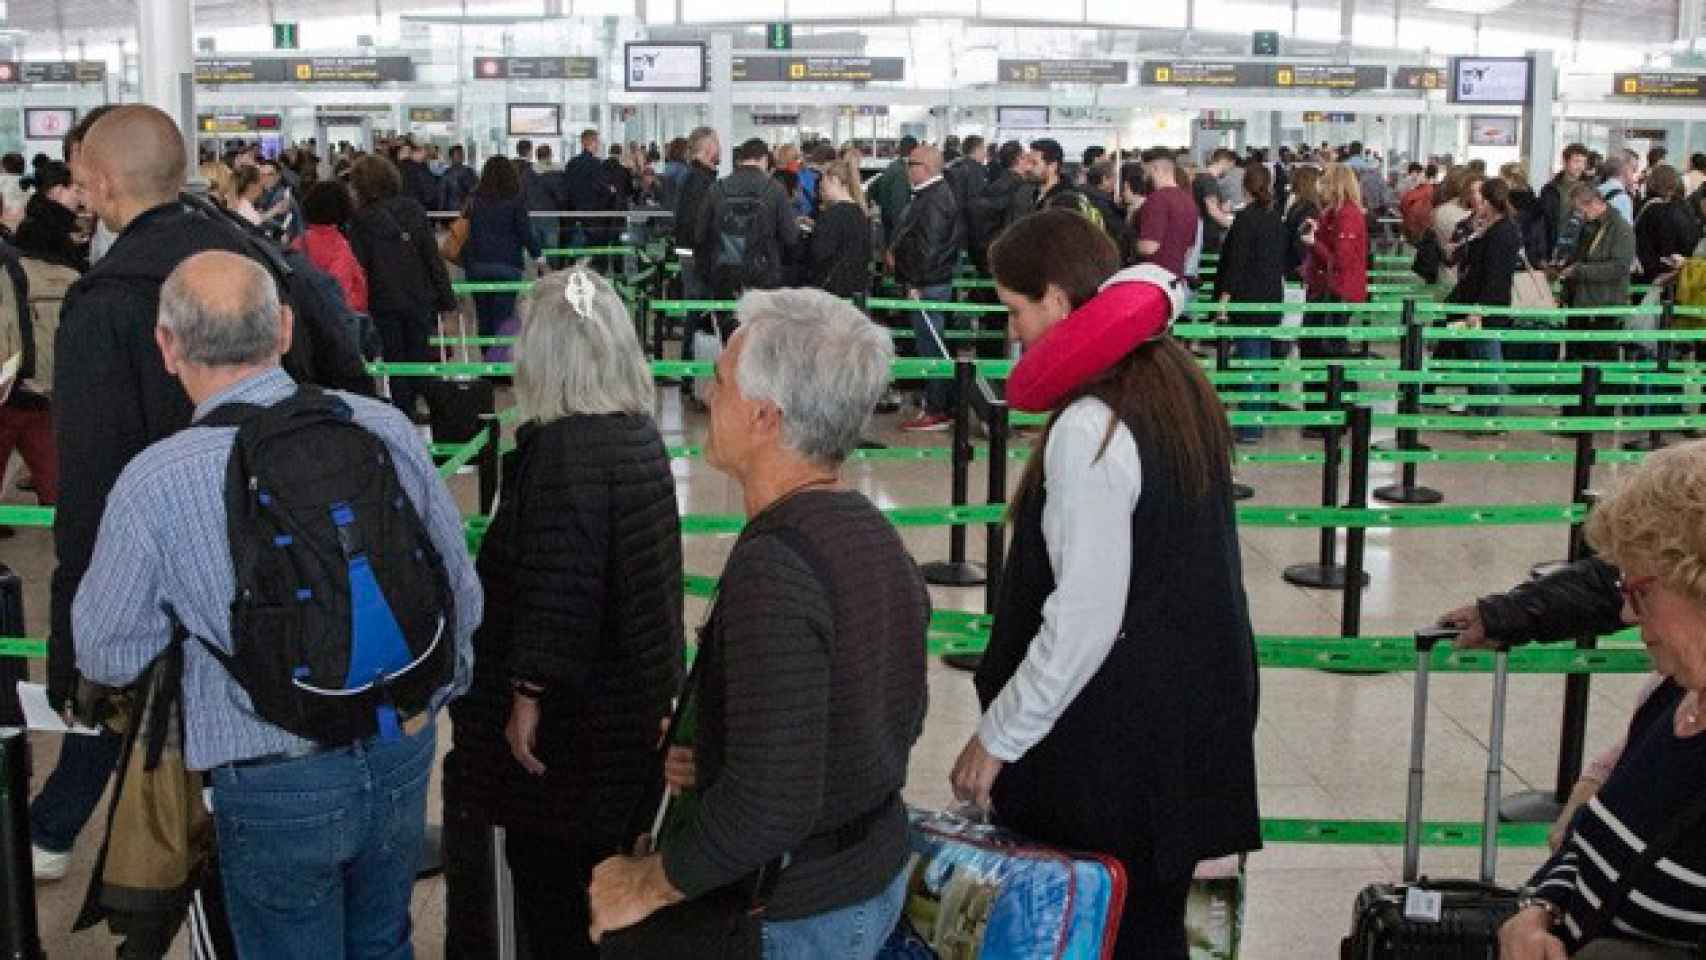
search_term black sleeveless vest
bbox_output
[974,402,1263,882]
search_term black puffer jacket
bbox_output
[445,413,685,845]
[890,178,962,288]
[347,194,456,317]
[1476,557,1624,643]
[14,192,87,273]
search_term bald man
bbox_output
[888,142,964,431]
[32,105,288,889]
[73,250,479,958]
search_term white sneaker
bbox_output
[31,844,69,882]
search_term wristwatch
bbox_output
[1517,895,1565,927]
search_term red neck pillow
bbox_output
[1006,275,1179,413]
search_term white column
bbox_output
[1521,49,1556,186]
[711,32,734,173]
[137,0,194,170]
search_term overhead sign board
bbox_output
[194,56,413,84]
[0,61,107,84]
[997,59,1129,85]
[1394,66,1446,90]
[473,56,599,80]
[751,112,801,126]
[733,56,905,83]
[1612,72,1706,98]
[407,107,455,124]
[1302,111,1357,122]
[766,23,792,50]
[1143,61,1384,90]
[197,113,283,135]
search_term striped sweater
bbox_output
[1531,679,1706,952]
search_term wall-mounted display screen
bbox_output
[23,108,75,140]
[506,103,562,136]
[996,106,1049,127]
[1449,57,1531,105]
[1468,115,1520,147]
[625,42,705,92]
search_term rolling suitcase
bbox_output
[1341,628,1523,959]
[423,311,494,446]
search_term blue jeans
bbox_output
[465,261,524,338]
[909,282,957,415]
[1231,336,1273,441]
[1465,331,1506,416]
[762,864,909,960]
[210,725,437,960]
[30,727,123,852]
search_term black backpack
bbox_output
[194,387,456,746]
[711,186,775,295]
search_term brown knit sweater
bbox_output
[662,489,931,920]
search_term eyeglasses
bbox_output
[1618,574,1659,617]
[906,160,926,167]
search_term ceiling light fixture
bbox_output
[1427,0,1519,13]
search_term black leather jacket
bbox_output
[1476,557,1625,643]
[890,178,963,287]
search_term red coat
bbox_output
[1308,202,1368,303]
[294,225,369,314]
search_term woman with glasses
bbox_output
[1456,440,1706,959]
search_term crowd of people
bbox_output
[8,103,1706,960]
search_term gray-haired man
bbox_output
[73,250,482,958]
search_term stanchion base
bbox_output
[857,437,888,450]
[923,561,987,587]
[1232,482,1255,501]
[942,653,984,673]
[1282,563,1370,591]
[1500,789,1566,824]
[1370,441,1432,454]
[417,823,444,880]
[1373,483,1444,505]
[1621,436,1662,453]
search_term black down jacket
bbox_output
[1476,557,1626,643]
[445,413,685,846]
[890,177,963,288]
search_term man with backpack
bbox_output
[1539,143,1592,264]
[73,249,481,957]
[695,137,797,302]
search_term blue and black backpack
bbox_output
[195,386,455,745]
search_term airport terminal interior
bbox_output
[7,0,1706,957]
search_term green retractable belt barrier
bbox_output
[435,430,489,480]
[0,638,44,658]
[1261,818,1551,848]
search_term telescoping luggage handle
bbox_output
[1402,627,1511,887]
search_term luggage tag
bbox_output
[1403,886,1444,923]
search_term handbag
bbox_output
[1511,250,1558,312]
[439,215,470,266]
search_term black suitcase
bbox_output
[422,311,495,446]
[1342,628,1523,959]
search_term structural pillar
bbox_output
[1521,49,1556,189]
[138,0,195,172]
[1339,0,1356,53]
[710,32,735,174]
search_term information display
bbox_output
[733,56,905,83]
[197,113,283,135]
[625,42,706,92]
[23,108,75,140]
[0,61,107,84]
[195,56,413,83]
[507,103,562,136]
[1449,57,1531,105]
[408,107,456,124]
[1302,111,1357,122]
[996,106,1050,127]
[1142,61,1384,90]
[1394,66,1446,90]
[997,59,1129,84]
[1467,115,1520,147]
[474,56,599,80]
[1612,72,1706,98]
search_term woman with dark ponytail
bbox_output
[949,209,1262,960]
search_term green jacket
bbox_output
[1565,208,1634,309]
[869,157,911,241]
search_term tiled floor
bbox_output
[10,382,1656,958]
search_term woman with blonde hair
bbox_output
[808,159,874,297]
[200,160,236,210]
[1303,162,1367,363]
[444,267,683,959]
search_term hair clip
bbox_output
[564,270,597,317]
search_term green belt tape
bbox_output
[1362,369,1582,385]
[1226,411,1346,427]
[0,637,44,658]
[1184,301,1404,315]
[1417,302,1662,319]
[1261,818,1550,848]
[370,361,514,377]
[1595,449,1651,464]
[1416,394,1585,408]
[1376,413,1706,432]
[1225,391,1329,404]
[1175,324,1407,340]
[1602,371,1706,386]
[542,246,638,257]
[1371,449,1576,466]
[1209,370,1329,385]
[452,281,534,294]
[0,505,54,528]
[865,298,1009,315]
[1230,358,1400,370]
[1236,452,1325,466]
[953,278,996,290]
[1236,503,1582,527]
[436,430,489,479]
[1426,328,1706,343]
[1427,360,1657,372]
[431,336,516,347]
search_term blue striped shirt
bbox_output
[73,367,482,770]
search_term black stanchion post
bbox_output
[0,564,45,960]
[1504,366,1603,824]
[1283,365,1368,590]
[1219,334,1255,501]
[1340,406,1373,638]
[476,414,501,516]
[1374,300,1444,504]
[984,400,1009,613]
[922,359,986,587]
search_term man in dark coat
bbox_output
[564,129,620,246]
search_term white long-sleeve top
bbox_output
[978,396,1142,762]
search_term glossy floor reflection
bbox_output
[12,383,1656,958]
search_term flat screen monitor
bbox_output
[1467,115,1520,147]
[506,103,562,137]
[23,108,76,140]
[996,106,1049,127]
[625,42,706,93]
[1450,57,1532,105]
